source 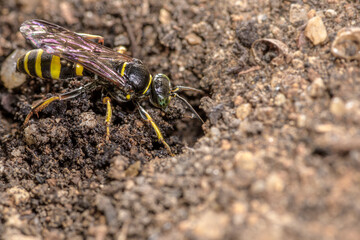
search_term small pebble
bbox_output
[315,124,335,133]
[305,16,327,45]
[235,103,252,120]
[235,151,256,171]
[309,77,325,97]
[274,93,286,106]
[250,180,266,194]
[221,139,231,150]
[297,114,307,128]
[232,201,248,215]
[79,112,97,129]
[308,56,319,65]
[185,33,202,45]
[210,127,221,139]
[345,100,360,121]
[271,26,283,39]
[0,49,27,89]
[159,8,171,25]
[325,9,337,18]
[24,124,49,146]
[345,100,359,115]
[232,201,248,224]
[330,97,345,117]
[266,173,285,192]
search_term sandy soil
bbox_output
[1,0,360,239]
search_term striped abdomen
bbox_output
[16,49,87,80]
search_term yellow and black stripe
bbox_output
[17,49,86,80]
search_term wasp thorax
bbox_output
[150,74,171,109]
[122,62,150,94]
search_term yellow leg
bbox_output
[137,104,174,156]
[24,84,93,125]
[24,96,59,125]
[76,33,104,45]
[102,97,112,142]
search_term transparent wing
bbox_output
[20,19,134,88]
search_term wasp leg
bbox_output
[76,33,104,45]
[76,33,128,54]
[102,97,112,141]
[24,83,94,125]
[137,104,174,157]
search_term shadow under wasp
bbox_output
[16,19,204,156]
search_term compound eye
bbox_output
[151,74,171,109]
[157,95,170,108]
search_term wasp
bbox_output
[16,19,204,156]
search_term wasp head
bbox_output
[150,73,205,123]
[150,73,172,109]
